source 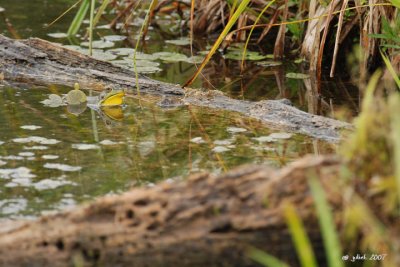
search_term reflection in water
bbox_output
[0,86,336,218]
[0,0,354,219]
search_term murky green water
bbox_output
[0,0,342,218]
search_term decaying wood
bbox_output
[0,34,351,142]
[0,156,341,267]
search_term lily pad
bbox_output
[212,146,230,153]
[224,51,268,61]
[256,60,282,67]
[165,37,191,46]
[184,55,204,64]
[286,72,310,79]
[132,53,158,60]
[20,125,42,130]
[47,32,68,39]
[103,35,127,42]
[153,52,188,62]
[107,48,136,56]
[90,51,117,61]
[132,66,162,74]
[81,40,115,49]
[41,94,63,107]
[269,132,293,139]
[72,144,100,150]
[12,136,60,145]
[227,127,247,133]
[43,163,82,172]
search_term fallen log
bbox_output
[0,156,341,267]
[0,34,351,142]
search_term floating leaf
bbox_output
[286,72,310,79]
[103,35,127,42]
[81,40,115,49]
[20,125,42,130]
[132,66,162,73]
[294,58,306,64]
[212,146,230,153]
[224,50,268,61]
[47,33,68,38]
[107,48,136,56]
[256,60,282,67]
[227,127,247,133]
[269,132,293,139]
[132,53,158,60]
[153,52,188,62]
[79,49,117,61]
[185,55,204,64]
[165,37,190,46]
[41,94,63,107]
[43,163,82,172]
[12,136,60,145]
[72,144,99,150]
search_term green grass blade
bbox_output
[183,0,251,87]
[309,176,343,267]
[241,0,277,70]
[88,0,95,56]
[93,0,110,27]
[380,49,400,89]
[391,0,400,9]
[389,94,400,212]
[67,0,90,37]
[283,202,318,267]
[133,0,158,100]
[248,247,290,267]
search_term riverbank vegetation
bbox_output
[0,0,399,266]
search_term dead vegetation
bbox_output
[107,0,399,79]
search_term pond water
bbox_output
[0,0,345,218]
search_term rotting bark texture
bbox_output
[0,34,351,142]
[0,156,341,267]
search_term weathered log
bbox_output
[0,156,341,267]
[0,34,351,142]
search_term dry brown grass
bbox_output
[108,0,398,78]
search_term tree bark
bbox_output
[0,156,341,267]
[0,34,351,142]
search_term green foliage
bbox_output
[248,247,290,267]
[391,0,400,9]
[67,0,90,37]
[309,176,344,267]
[389,94,400,211]
[283,203,318,267]
[183,0,251,87]
[369,15,400,50]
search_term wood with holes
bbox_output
[0,156,341,267]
